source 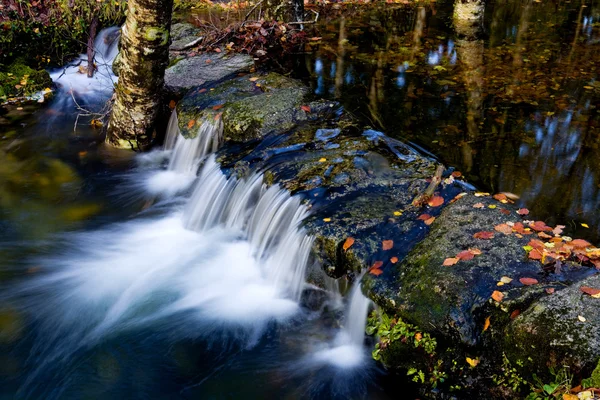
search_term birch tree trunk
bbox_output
[106,0,174,150]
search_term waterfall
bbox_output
[185,156,313,301]
[344,281,371,346]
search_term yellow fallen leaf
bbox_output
[415,332,422,342]
[318,158,326,162]
[466,357,479,367]
[491,291,504,302]
[488,205,497,209]
[583,86,594,90]
[393,211,403,216]
[323,218,331,222]
[249,77,259,82]
[581,223,589,228]
[474,192,490,197]
[562,393,578,400]
[578,315,586,322]
[500,276,513,284]
[497,282,504,286]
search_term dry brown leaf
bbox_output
[187,119,195,129]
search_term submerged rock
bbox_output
[164,53,255,97]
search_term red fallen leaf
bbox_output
[214,47,222,53]
[370,261,383,271]
[469,248,482,255]
[457,250,475,261]
[500,208,511,215]
[451,171,462,178]
[390,256,399,263]
[382,240,393,251]
[517,208,530,215]
[428,196,444,207]
[538,232,552,239]
[546,288,555,294]
[474,231,495,240]
[212,104,225,111]
[199,88,207,93]
[418,214,432,221]
[187,119,195,129]
[301,105,311,113]
[493,193,507,201]
[528,249,543,260]
[571,239,592,249]
[519,277,538,286]
[443,257,459,266]
[530,221,553,232]
[424,217,436,226]
[580,286,600,296]
[495,223,513,235]
[528,239,545,250]
[342,237,355,251]
[510,309,521,319]
[450,193,466,203]
[491,291,504,302]
[369,268,383,276]
[592,259,600,270]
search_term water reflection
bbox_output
[304,0,600,241]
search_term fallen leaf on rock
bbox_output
[390,256,398,263]
[214,47,222,53]
[443,257,459,266]
[457,250,474,261]
[473,203,485,209]
[393,211,403,216]
[483,316,491,331]
[382,240,394,251]
[466,357,479,367]
[199,88,207,93]
[530,221,553,232]
[500,276,513,284]
[301,105,311,113]
[520,277,539,286]
[475,192,490,197]
[469,248,482,255]
[323,218,331,222]
[488,204,497,209]
[417,214,432,221]
[249,77,259,82]
[212,104,224,111]
[474,231,495,240]
[452,171,462,177]
[528,249,543,260]
[510,309,521,319]
[546,288,555,294]
[578,315,587,322]
[369,268,383,276]
[493,193,507,201]
[495,223,513,235]
[187,119,195,129]
[500,208,511,215]
[517,208,530,215]
[424,217,436,226]
[491,290,504,302]
[571,239,592,249]
[450,192,467,203]
[580,286,600,298]
[428,196,444,207]
[538,232,553,239]
[342,237,354,251]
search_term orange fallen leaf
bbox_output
[214,47,222,53]
[417,214,432,221]
[580,286,600,297]
[451,171,462,178]
[390,256,398,263]
[205,59,212,64]
[187,119,196,129]
[519,277,539,286]
[571,239,592,249]
[249,77,259,82]
[495,223,513,235]
[491,290,504,302]
[382,240,394,251]
[301,105,311,113]
[538,232,552,239]
[428,196,444,207]
[500,208,511,215]
[369,268,383,276]
[199,88,207,93]
[169,100,177,109]
[469,248,482,255]
[457,250,474,261]
[443,257,459,266]
[212,104,225,111]
[510,309,521,319]
[415,332,422,342]
[474,231,495,240]
[528,249,543,260]
[530,221,553,232]
[424,217,436,226]
[473,202,485,209]
[370,261,383,271]
[517,208,529,215]
[493,193,507,201]
[483,316,491,331]
[343,237,355,251]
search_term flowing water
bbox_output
[0,27,396,400]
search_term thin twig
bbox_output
[244,0,264,21]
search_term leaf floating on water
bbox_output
[443,257,459,266]
[342,237,355,251]
[580,286,600,298]
[483,316,491,331]
[553,225,565,236]
[519,277,539,286]
[473,203,485,209]
[491,290,504,302]
[474,231,495,240]
[382,240,394,251]
[428,196,444,207]
[466,357,479,367]
[187,119,196,129]
[301,105,311,113]
[390,256,399,263]
[517,208,530,215]
[500,276,513,284]
[370,261,384,270]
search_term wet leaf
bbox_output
[571,239,591,248]
[443,257,459,266]
[519,277,539,286]
[500,208,511,215]
[581,223,590,228]
[214,112,223,121]
[475,192,490,197]
[393,211,403,216]
[473,203,485,209]
[369,268,383,276]
[578,315,587,322]
[323,218,331,222]
[428,196,444,207]
[500,276,513,284]
[553,225,565,236]
[528,249,543,260]
[212,104,224,111]
[495,223,513,235]
[424,217,436,226]
[457,250,474,261]
[451,171,462,178]
[530,221,553,232]
[342,237,355,252]
[493,193,508,201]
[168,100,176,109]
[249,77,259,82]
[199,88,207,93]
[382,240,394,251]
[466,357,479,367]
[510,309,521,319]
[483,316,491,331]
[488,205,497,209]
[214,47,222,53]
[417,214,432,221]
[187,119,196,129]
[474,231,495,240]
[546,288,555,294]
[469,248,482,255]
[580,286,600,297]
[318,158,326,162]
[390,256,399,263]
[491,290,504,302]
[563,394,578,400]
[301,105,311,113]
[517,208,530,215]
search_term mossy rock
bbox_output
[0,59,52,101]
